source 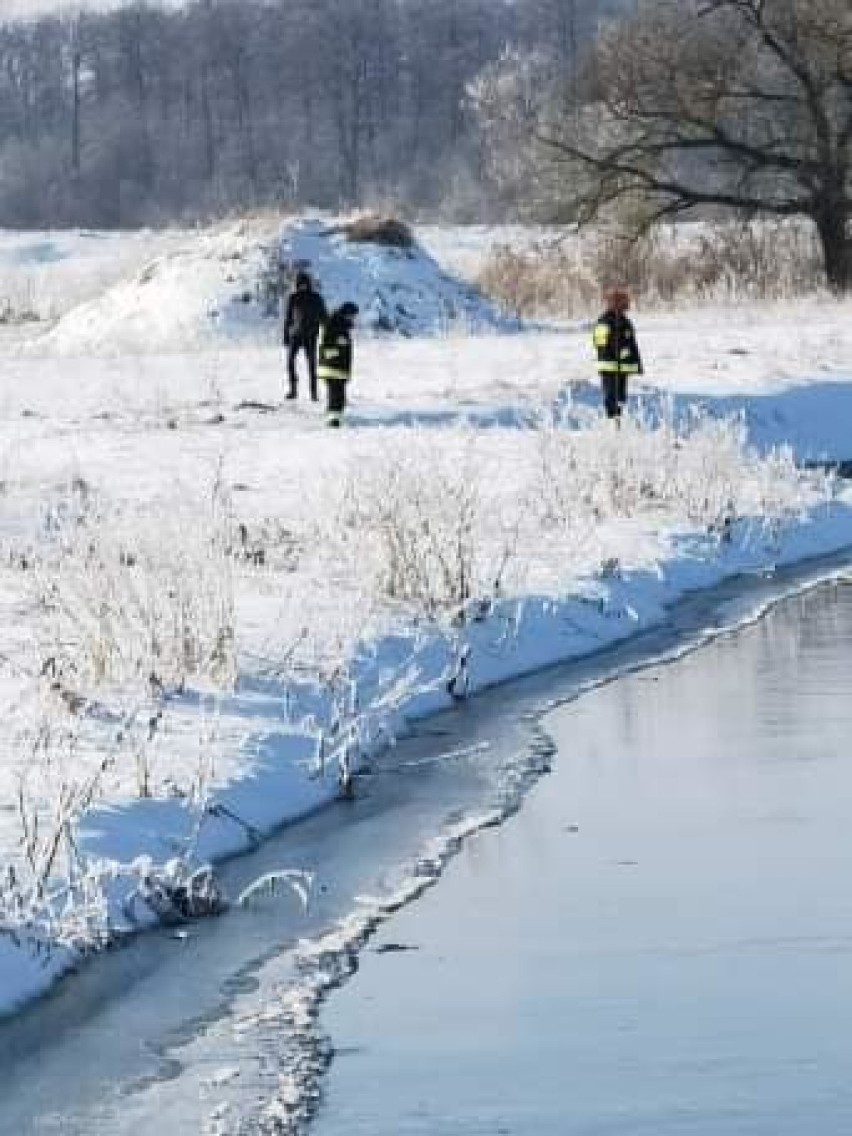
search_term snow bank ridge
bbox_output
[33,216,520,356]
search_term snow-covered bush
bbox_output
[315,412,820,630]
[3,714,129,953]
[321,430,521,623]
[533,404,810,563]
[28,476,236,701]
[0,692,225,960]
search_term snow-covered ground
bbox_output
[0,227,191,325]
[0,217,851,1019]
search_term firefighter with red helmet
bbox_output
[593,288,643,420]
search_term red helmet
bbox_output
[604,287,630,312]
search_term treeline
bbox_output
[0,0,620,228]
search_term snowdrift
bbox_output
[31,217,519,357]
[31,221,271,357]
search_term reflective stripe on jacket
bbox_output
[318,364,349,380]
[318,313,353,381]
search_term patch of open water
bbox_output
[313,578,852,1136]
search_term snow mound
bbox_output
[32,217,520,357]
[276,218,522,336]
[32,221,273,357]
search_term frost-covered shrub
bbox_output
[476,219,826,317]
[314,412,821,636]
[29,479,236,699]
[533,404,810,549]
[0,702,224,959]
[1,718,121,954]
[319,430,520,622]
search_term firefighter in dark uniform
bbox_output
[318,301,359,427]
[593,288,643,421]
[282,270,328,401]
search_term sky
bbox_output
[2,0,99,14]
[0,0,178,18]
[1,0,114,16]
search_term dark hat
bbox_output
[295,270,311,289]
[339,301,359,318]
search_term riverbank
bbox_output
[2,549,850,1135]
[3,485,852,1021]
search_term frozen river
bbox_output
[313,579,852,1136]
[1,567,851,1133]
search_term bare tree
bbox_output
[69,22,82,175]
[2,0,626,225]
[475,0,852,292]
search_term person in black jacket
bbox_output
[282,270,327,401]
[592,288,643,421]
[318,302,359,427]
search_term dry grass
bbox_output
[0,297,40,325]
[341,215,415,249]
[476,220,827,317]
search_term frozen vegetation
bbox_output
[0,217,851,1016]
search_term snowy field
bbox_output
[0,217,851,1018]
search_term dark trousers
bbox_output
[287,334,319,399]
[601,372,628,419]
[325,378,348,426]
